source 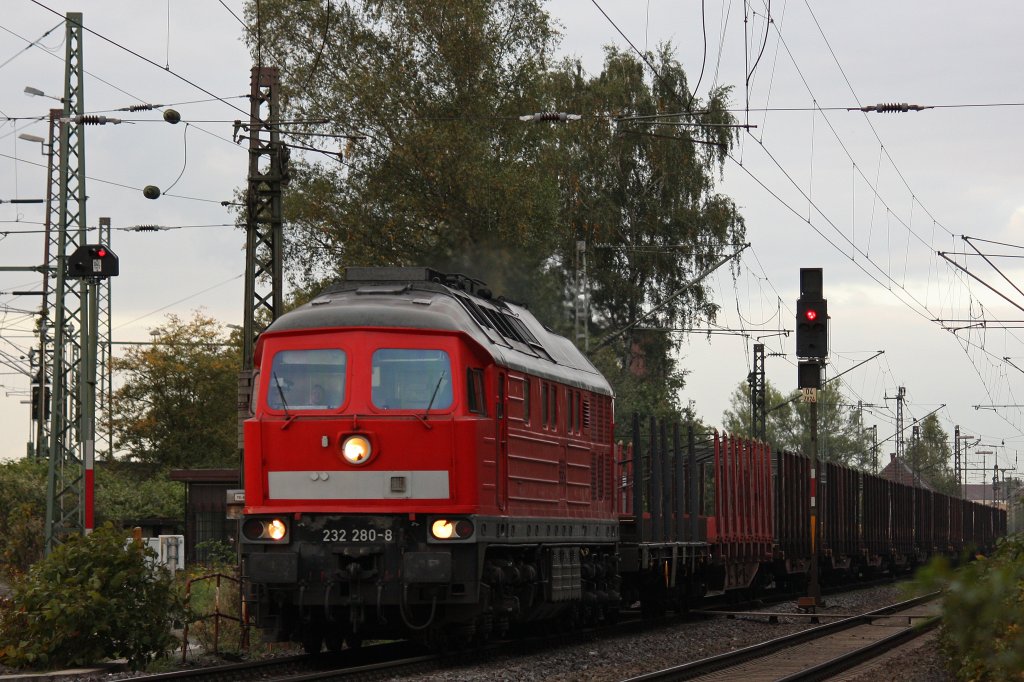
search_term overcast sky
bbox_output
[1,1,1021,486]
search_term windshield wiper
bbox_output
[415,370,447,430]
[272,372,296,429]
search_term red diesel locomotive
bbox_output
[240,267,619,651]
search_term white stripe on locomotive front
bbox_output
[267,470,450,499]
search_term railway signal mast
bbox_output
[238,66,288,483]
[796,268,827,609]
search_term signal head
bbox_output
[67,243,119,279]
[795,298,828,358]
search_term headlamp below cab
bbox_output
[428,517,475,543]
[242,517,289,543]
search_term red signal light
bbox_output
[95,248,107,258]
[796,298,827,358]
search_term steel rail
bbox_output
[621,592,940,682]
[775,615,940,681]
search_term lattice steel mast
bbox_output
[33,108,63,459]
[239,66,287,466]
[96,217,112,460]
[45,12,88,553]
[749,343,766,440]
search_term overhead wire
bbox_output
[0,19,64,73]
[0,149,228,205]
[163,122,190,194]
[589,0,698,113]
[28,0,251,120]
[112,272,243,331]
[747,3,1024,436]
[588,2,1024,439]
[0,17,251,162]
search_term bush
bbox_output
[915,535,1024,680]
[0,460,47,579]
[0,524,182,670]
[1,504,45,578]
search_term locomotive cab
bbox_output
[240,267,617,652]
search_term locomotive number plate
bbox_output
[321,527,395,543]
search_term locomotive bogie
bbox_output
[241,513,625,644]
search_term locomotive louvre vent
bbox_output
[505,314,540,345]
[482,308,523,343]
[582,399,591,428]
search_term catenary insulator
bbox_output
[518,111,582,122]
[850,102,931,113]
[61,115,123,125]
[876,102,910,113]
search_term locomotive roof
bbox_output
[262,267,612,396]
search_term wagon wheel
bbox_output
[324,632,343,654]
[301,629,324,655]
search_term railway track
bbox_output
[104,581,919,682]
[622,592,940,682]
[113,643,441,682]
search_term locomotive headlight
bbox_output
[431,519,455,539]
[242,517,289,543]
[429,518,474,541]
[267,518,287,540]
[341,435,372,465]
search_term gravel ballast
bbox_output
[383,584,952,682]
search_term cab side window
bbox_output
[522,378,531,425]
[467,368,487,415]
[549,383,558,432]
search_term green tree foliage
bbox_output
[108,312,240,468]
[905,413,958,495]
[0,459,47,578]
[722,379,873,468]
[0,524,181,670]
[249,0,563,294]
[915,536,1024,679]
[94,463,184,527]
[243,2,745,422]
[545,46,745,421]
[555,47,744,380]
[590,339,684,427]
[721,378,797,446]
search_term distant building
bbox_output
[877,454,937,492]
[169,468,239,564]
[961,483,1004,508]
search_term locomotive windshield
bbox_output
[371,349,452,410]
[267,349,346,410]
